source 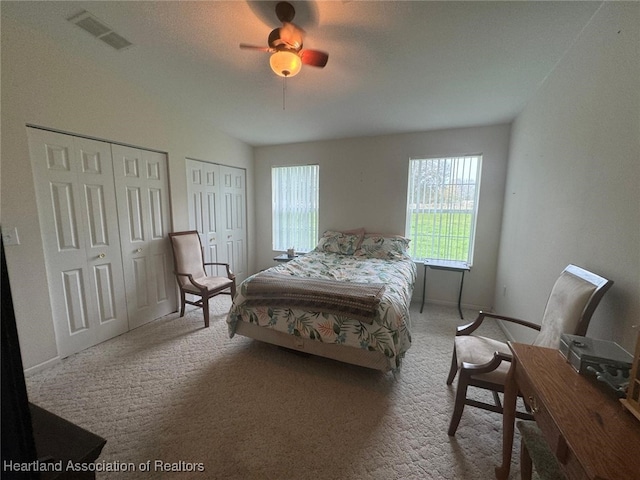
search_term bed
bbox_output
[226,230,417,371]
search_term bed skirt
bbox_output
[234,321,393,372]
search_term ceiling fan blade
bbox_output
[239,43,273,52]
[300,49,329,68]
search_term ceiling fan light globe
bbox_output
[270,51,302,78]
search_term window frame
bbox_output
[405,155,482,265]
[271,164,319,253]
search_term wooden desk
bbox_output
[30,403,106,479]
[420,260,470,318]
[496,343,640,480]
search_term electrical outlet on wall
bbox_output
[2,227,20,246]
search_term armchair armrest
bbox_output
[203,262,235,280]
[461,351,513,376]
[174,271,208,291]
[456,311,541,336]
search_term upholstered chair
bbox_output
[168,231,236,327]
[446,264,613,436]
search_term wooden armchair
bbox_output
[446,264,613,436]
[168,230,236,327]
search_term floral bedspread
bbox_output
[227,250,416,368]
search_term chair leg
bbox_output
[493,390,503,411]
[520,438,533,480]
[179,289,186,317]
[448,370,469,436]
[446,347,458,385]
[202,295,210,328]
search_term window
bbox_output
[272,164,319,252]
[405,155,482,264]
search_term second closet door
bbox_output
[186,159,223,276]
[220,165,247,283]
[112,145,176,329]
[186,160,248,283]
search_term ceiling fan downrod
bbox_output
[282,75,287,110]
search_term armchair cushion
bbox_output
[182,276,234,295]
[454,335,512,384]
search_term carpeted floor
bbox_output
[26,298,524,479]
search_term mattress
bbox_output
[227,248,416,371]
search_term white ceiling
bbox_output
[1,1,601,146]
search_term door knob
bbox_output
[136,248,143,253]
[98,253,106,259]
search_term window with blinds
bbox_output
[272,164,319,252]
[405,155,482,264]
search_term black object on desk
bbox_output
[273,253,299,262]
[420,260,470,319]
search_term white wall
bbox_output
[0,18,255,370]
[254,124,511,309]
[495,2,640,351]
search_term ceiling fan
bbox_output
[240,1,329,78]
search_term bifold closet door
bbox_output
[186,159,223,276]
[112,144,176,329]
[186,160,248,283]
[28,128,129,358]
[220,165,248,283]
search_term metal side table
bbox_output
[420,260,470,319]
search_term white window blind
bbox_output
[405,155,482,264]
[272,164,319,252]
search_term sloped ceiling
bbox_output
[1,1,600,146]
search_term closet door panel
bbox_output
[93,263,118,322]
[50,181,81,250]
[142,150,175,318]
[61,268,89,334]
[125,186,145,241]
[186,159,222,276]
[76,137,128,343]
[113,145,176,328]
[220,166,248,283]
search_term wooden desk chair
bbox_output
[168,230,236,327]
[446,264,612,436]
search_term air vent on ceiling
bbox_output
[67,10,133,51]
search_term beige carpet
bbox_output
[26,298,524,479]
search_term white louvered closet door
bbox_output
[28,128,129,357]
[112,145,176,329]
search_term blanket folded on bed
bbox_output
[242,272,386,324]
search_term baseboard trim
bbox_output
[413,298,488,313]
[24,356,61,377]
